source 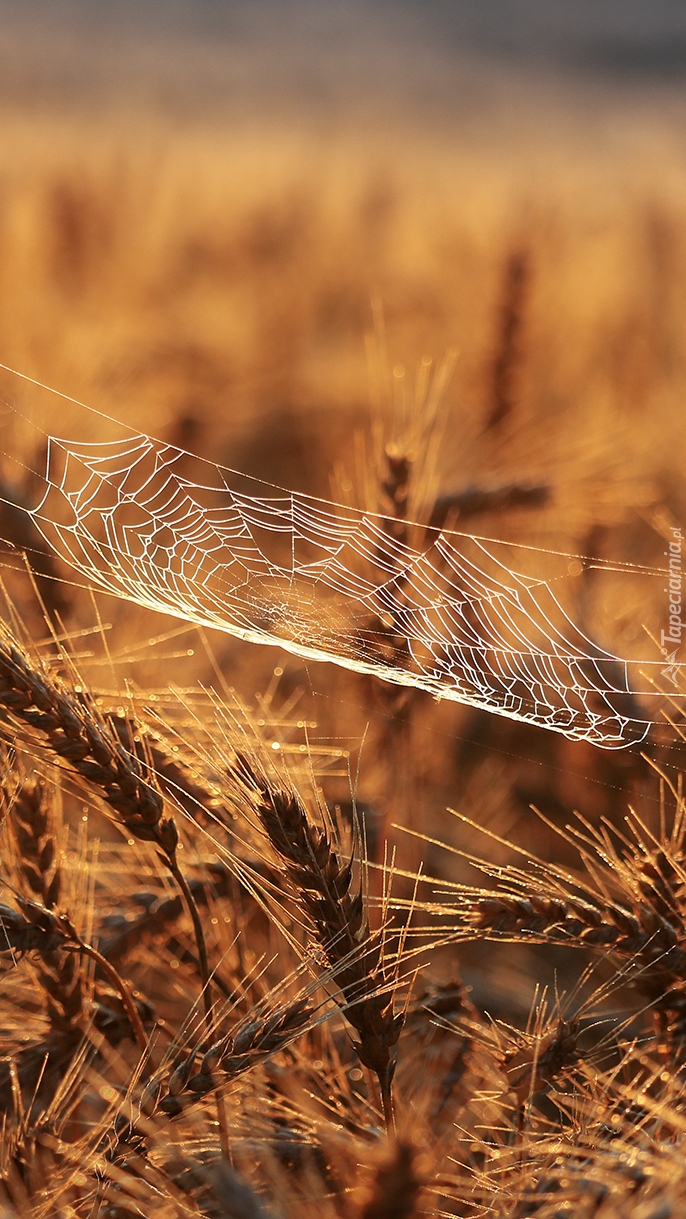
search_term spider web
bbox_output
[18,422,676,750]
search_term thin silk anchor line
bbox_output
[18,426,669,749]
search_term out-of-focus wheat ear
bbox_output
[0,898,148,1054]
[484,244,530,430]
[0,626,215,1028]
[426,481,550,530]
[403,977,482,1123]
[171,1156,275,1219]
[359,1142,420,1219]
[99,862,233,963]
[381,447,411,548]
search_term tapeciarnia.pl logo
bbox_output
[662,527,683,684]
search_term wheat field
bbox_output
[1,41,686,1215]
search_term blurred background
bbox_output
[1,0,686,936]
[4,0,686,121]
[2,0,686,478]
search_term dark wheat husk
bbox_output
[171,1156,275,1219]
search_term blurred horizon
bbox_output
[3,0,686,137]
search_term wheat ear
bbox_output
[0,628,216,1026]
[235,755,403,1131]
